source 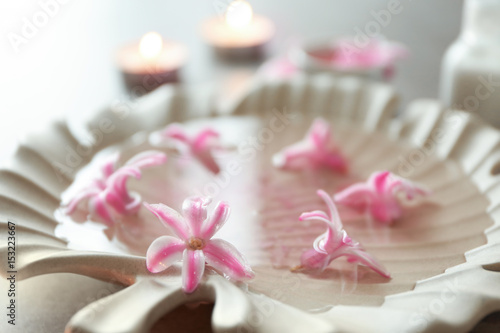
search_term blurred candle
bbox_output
[201,0,275,60]
[116,32,187,95]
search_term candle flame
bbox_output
[139,32,163,60]
[225,0,253,29]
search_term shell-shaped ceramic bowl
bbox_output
[1,74,500,333]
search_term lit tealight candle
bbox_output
[116,32,188,95]
[201,0,275,60]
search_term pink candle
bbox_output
[201,1,275,60]
[116,32,187,95]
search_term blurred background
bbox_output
[0,0,462,159]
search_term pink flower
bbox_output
[273,118,348,173]
[160,123,221,174]
[144,196,254,293]
[296,190,390,278]
[324,38,408,70]
[334,171,430,224]
[65,151,167,226]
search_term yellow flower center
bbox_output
[188,237,206,250]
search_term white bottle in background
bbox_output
[440,0,500,128]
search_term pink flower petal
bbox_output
[124,192,142,214]
[299,210,331,223]
[146,236,185,273]
[105,190,142,215]
[192,129,219,152]
[391,178,431,200]
[182,249,206,293]
[101,152,120,178]
[124,150,167,169]
[371,200,402,224]
[103,167,142,215]
[322,154,348,173]
[335,171,429,224]
[330,38,408,70]
[344,248,391,278]
[88,193,114,227]
[309,118,331,148]
[317,190,342,229]
[162,123,190,143]
[144,203,190,240]
[104,191,127,215]
[65,188,100,215]
[106,167,142,200]
[194,149,221,174]
[273,142,312,169]
[333,183,373,210]
[190,129,221,174]
[273,118,348,173]
[204,239,254,280]
[370,171,391,193]
[201,201,230,239]
[161,124,222,174]
[300,248,330,271]
[182,197,211,237]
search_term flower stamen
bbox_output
[188,237,206,250]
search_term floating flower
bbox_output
[330,38,407,69]
[145,196,254,293]
[308,38,408,80]
[64,151,167,226]
[294,190,390,278]
[334,171,430,224]
[158,123,222,174]
[273,118,348,173]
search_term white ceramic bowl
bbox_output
[1,75,500,333]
